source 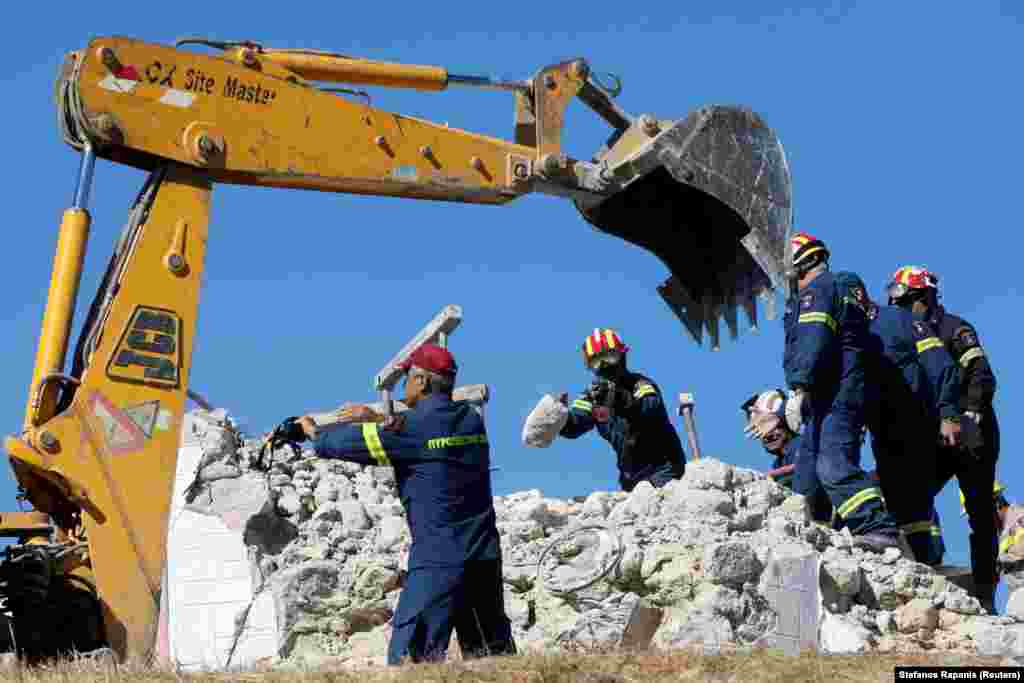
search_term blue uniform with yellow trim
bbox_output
[313,393,515,664]
[865,305,959,564]
[926,305,1000,595]
[561,372,685,491]
[783,270,896,536]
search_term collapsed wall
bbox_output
[162,408,1024,670]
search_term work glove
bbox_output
[255,416,308,471]
[939,417,962,448]
[784,388,806,433]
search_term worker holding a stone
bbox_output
[270,343,517,665]
[557,328,686,492]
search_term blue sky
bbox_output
[2,2,1021,607]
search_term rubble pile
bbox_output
[176,408,1024,668]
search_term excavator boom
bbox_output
[1,35,792,662]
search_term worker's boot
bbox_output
[853,529,902,554]
[976,583,997,615]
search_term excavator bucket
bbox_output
[576,105,793,349]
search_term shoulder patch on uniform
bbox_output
[633,382,657,399]
[956,326,980,348]
[799,290,816,310]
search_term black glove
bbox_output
[255,417,308,471]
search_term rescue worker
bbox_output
[273,343,516,664]
[742,390,831,523]
[559,328,686,492]
[742,389,799,489]
[783,232,900,551]
[888,265,1000,611]
[862,290,962,565]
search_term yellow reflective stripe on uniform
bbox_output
[915,337,943,354]
[931,525,942,537]
[837,487,882,519]
[426,434,488,449]
[798,312,837,332]
[900,521,933,535]
[361,423,391,466]
[959,347,985,367]
[1000,527,1024,554]
[633,384,656,399]
[572,399,593,413]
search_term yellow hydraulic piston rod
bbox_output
[23,145,95,431]
[255,49,530,93]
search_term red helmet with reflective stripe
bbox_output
[791,231,830,270]
[581,328,629,368]
[887,265,939,303]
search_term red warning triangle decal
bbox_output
[88,392,147,455]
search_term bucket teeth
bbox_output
[578,104,792,350]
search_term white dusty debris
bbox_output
[164,408,1018,669]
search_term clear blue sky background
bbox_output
[2,2,1021,608]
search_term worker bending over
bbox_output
[559,329,686,492]
[783,232,899,552]
[273,343,516,665]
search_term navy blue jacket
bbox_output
[560,372,685,491]
[924,306,997,415]
[783,270,872,408]
[313,394,500,569]
[868,305,962,421]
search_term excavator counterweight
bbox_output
[0,35,793,663]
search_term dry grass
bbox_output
[0,649,1003,683]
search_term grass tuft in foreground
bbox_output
[0,648,1002,683]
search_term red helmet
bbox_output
[887,265,939,303]
[790,231,829,271]
[581,328,629,369]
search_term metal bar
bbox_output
[186,390,213,411]
[72,144,96,209]
[261,51,449,91]
[24,205,92,429]
[448,73,531,93]
[577,80,633,131]
[374,304,462,391]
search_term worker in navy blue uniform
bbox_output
[783,232,900,551]
[888,265,1000,612]
[281,343,516,664]
[864,297,962,565]
[559,328,685,492]
[743,388,833,520]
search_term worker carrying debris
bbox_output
[862,286,962,566]
[889,265,1001,612]
[557,328,686,492]
[266,343,517,665]
[783,232,900,552]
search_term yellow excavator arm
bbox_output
[1,36,792,662]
